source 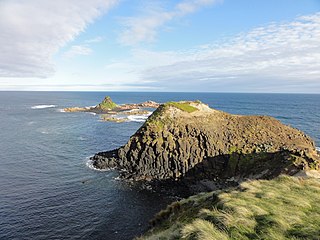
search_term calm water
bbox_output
[0,92,319,240]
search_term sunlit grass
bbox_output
[166,102,198,113]
[138,176,320,240]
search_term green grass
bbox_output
[166,102,198,113]
[97,96,117,110]
[144,101,198,130]
[138,176,320,240]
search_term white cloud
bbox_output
[119,0,222,45]
[139,12,320,92]
[64,45,93,58]
[0,0,118,78]
[85,36,104,43]
[0,83,160,92]
[63,36,104,58]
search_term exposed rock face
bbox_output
[91,101,319,181]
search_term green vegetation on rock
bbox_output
[144,101,198,130]
[139,176,320,240]
[166,101,198,113]
[96,96,117,110]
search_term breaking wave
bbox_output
[85,157,110,172]
[31,105,57,109]
[127,112,152,123]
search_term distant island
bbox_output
[89,99,320,239]
[64,96,160,122]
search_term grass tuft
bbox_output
[182,219,229,240]
[166,101,198,113]
[139,176,320,240]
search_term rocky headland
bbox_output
[89,100,320,239]
[91,100,319,184]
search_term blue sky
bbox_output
[0,0,320,92]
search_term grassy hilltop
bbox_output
[139,175,320,240]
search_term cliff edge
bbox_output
[91,101,319,181]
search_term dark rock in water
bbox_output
[91,101,320,182]
[92,149,119,169]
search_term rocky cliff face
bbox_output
[91,101,319,181]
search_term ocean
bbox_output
[0,92,319,240]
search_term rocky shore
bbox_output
[64,96,159,123]
[91,100,319,185]
[64,96,159,114]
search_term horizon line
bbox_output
[0,90,319,95]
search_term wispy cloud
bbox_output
[64,45,93,58]
[85,36,104,43]
[0,83,160,92]
[64,36,104,58]
[139,12,320,92]
[119,0,222,45]
[0,0,118,78]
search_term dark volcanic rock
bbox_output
[91,101,320,181]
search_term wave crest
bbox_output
[31,105,57,109]
[86,158,110,172]
[127,112,152,122]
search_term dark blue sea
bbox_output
[0,92,319,240]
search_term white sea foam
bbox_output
[57,108,65,113]
[85,157,110,172]
[89,112,96,116]
[31,105,57,109]
[316,147,320,152]
[127,112,152,123]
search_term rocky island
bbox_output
[90,100,320,240]
[64,96,160,122]
[91,100,319,183]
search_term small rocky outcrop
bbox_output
[91,101,320,181]
[64,97,160,122]
[64,96,118,113]
[93,96,118,112]
[64,96,159,114]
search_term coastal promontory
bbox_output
[91,101,319,182]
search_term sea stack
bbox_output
[93,96,118,112]
[91,101,319,181]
